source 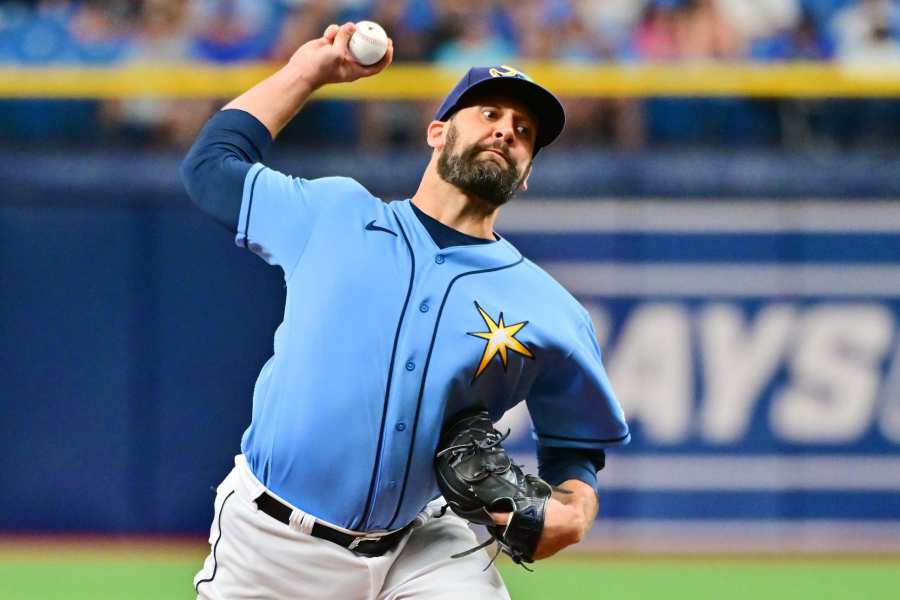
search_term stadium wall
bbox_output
[2,153,899,544]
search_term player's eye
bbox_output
[516,124,530,136]
[482,109,497,119]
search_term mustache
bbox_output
[474,141,513,166]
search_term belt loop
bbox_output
[288,509,316,535]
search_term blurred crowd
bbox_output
[3,0,900,150]
[6,0,900,65]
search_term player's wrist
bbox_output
[282,60,322,95]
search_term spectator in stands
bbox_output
[354,0,434,150]
[68,0,130,63]
[188,0,284,62]
[575,0,647,60]
[675,0,744,61]
[4,0,900,153]
[746,8,834,61]
[0,0,128,64]
[633,0,682,61]
[365,0,429,62]
[123,0,190,62]
[103,0,214,147]
[833,0,900,61]
[432,2,516,70]
[524,1,646,151]
[268,0,334,63]
[716,0,801,58]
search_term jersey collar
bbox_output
[392,199,522,270]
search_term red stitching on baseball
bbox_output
[353,31,382,46]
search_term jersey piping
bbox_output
[241,167,264,248]
[387,254,525,528]
[358,213,416,529]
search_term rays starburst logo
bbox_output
[467,301,535,383]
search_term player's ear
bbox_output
[427,120,446,150]
[519,161,533,192]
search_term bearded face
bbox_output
[436,121,529,208]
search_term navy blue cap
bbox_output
[434,65,565,155]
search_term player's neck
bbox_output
[411,168,499,240]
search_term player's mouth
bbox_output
[480,148,510,165]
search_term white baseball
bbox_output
[348,21,388,66]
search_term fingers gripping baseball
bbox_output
[289,22,393,89]
[323,24,340,43]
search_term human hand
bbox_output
[288,22,394,90]
[491,480,596,561]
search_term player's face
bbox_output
[435,98,536,208]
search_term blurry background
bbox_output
[2,0,900,598]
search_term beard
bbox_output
[436,123,527,208]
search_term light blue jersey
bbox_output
[235,163,630,532]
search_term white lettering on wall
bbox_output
[770,305,894,443]
[607,303,693,444]
[699,304,796,443]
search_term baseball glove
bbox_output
[434,408,553,568]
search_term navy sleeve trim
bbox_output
[537,445,605,488]
[180,109,273,233]
[536,431,631,444]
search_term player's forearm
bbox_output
[529,479,598,560]
[555,478,599,535]
[223,61,318,139]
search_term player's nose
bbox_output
[493,129,513,144]
[492,115,516,145]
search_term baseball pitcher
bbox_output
[181,22,629,600]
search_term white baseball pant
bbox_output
[193,455,511,599]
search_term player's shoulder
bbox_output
[516,257,592,323]
[306,175,372,195]
[295,174,384,212]
[300,175,377,200]
[253,166,377,202]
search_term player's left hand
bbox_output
[491,480,596,560]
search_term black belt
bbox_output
[254,492,412,557]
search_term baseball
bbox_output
[348,21,388,66]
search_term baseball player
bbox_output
[181,22,629,599]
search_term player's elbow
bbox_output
[179,148,205,206]
[179,150,243,232]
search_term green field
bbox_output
[1,545,898,600]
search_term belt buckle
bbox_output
[348,535,382,552]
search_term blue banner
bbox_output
[498,200,900,523]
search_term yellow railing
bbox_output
[4,62,900,99]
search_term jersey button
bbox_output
[405,361,415,371]
[434,254,445,264]
[395,422,406,431]
[418,302,429,313]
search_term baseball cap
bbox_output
[434,65,565,155]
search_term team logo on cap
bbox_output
[467,301,535,383]
[488,65,532,81]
